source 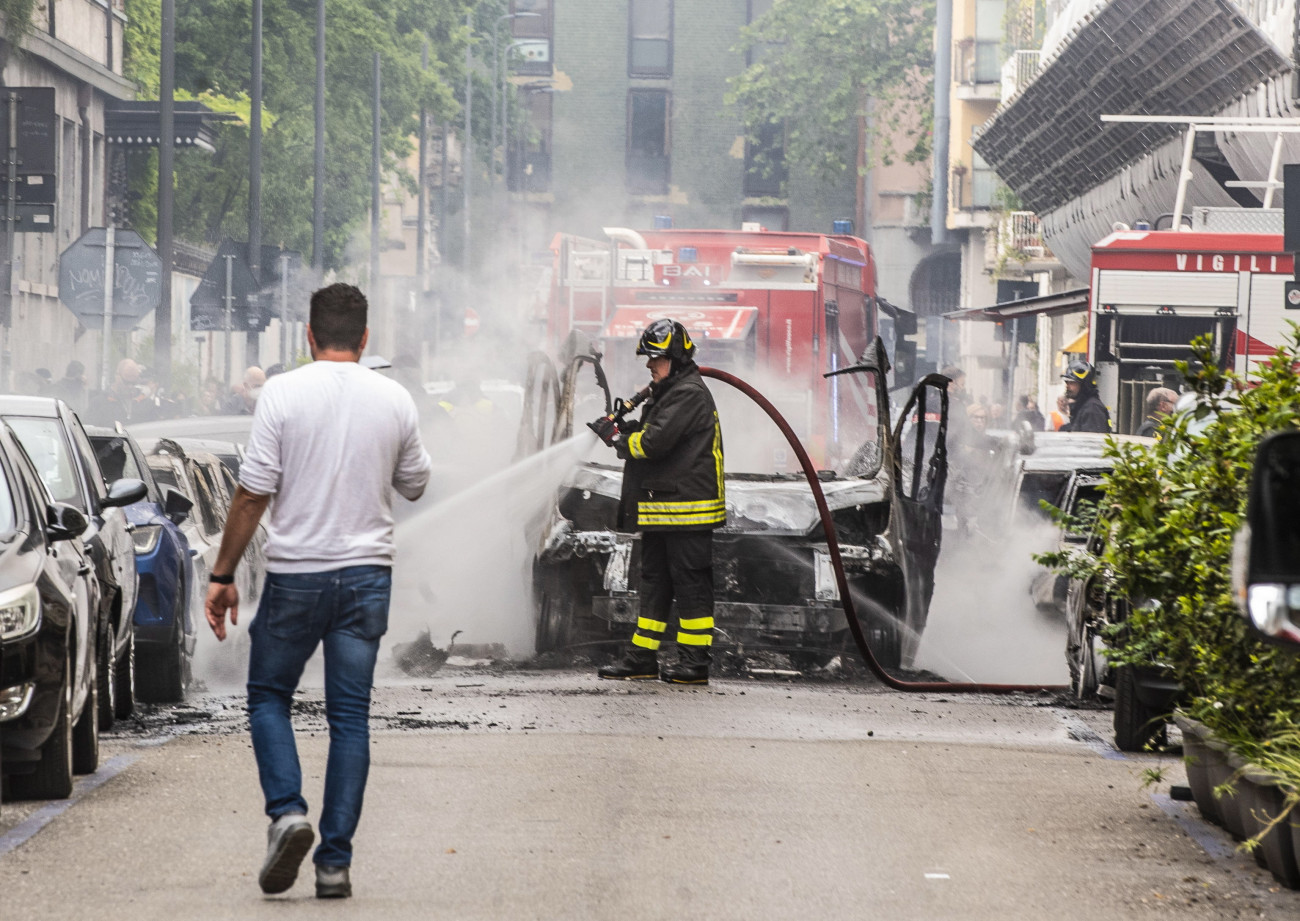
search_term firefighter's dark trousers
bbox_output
[632,530,715,658]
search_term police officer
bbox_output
[1060,360,1111,433]
[589,319,726,684]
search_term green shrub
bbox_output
[1053,331,1300,743]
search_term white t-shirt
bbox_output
[239,360,433,573]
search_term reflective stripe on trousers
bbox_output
[636,530,714,651]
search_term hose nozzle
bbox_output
[611,385,652,423]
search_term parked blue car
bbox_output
[87,426,196,702]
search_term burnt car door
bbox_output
[889,373,950,666]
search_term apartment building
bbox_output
[0,1,133,387]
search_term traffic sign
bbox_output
[190,240,267,332]
[464,307,480,336]
[58,228,163,330]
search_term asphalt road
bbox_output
[1,667,1296,920]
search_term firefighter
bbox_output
[588,319,726,684]
[1059,359,1111,433]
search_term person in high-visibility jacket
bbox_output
[588,318,725,684]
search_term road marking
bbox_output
[924,872,951,879]
[0,753,139,858]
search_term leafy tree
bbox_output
[726,0,935,185]
[0,0,42,81]
[123,0,473,269]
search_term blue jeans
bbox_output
[247,565,391,868]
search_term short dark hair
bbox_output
[309,283,368,352]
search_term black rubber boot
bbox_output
[597,649,659,680]
[661,648,710,685]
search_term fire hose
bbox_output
[696,366,1067,695]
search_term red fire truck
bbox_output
[1088,229,1292,431]
[541,225,913,468]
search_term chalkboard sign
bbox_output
[0,87,56,175]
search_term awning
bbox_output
[105,101,235,152]
[1061,329,1089,354]
[971,0,1290,215]
[945,287,1089,321]
[602,305,758,341]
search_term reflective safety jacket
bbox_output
[615,362,725,531]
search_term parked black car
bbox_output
[0,397,146,730]
[0,422,104,799]
[1063,504,1180,752]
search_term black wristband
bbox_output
[208,572,235,585]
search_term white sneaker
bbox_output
[258,813,314,894]
[316,865,352,899]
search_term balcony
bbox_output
[986,211,1059,272]
[1000,50,1040,101]
[954,39,1002,101]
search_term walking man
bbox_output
[204,283,432,898]
[589,318,725,684]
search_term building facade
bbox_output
[1,0,134,392]
[936,0,1074,413]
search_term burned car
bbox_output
[530,340,948,670]
[1002,433,1155,615]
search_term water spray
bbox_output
[698,366,1067,695]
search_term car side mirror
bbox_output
[1017,420,1036,455]
[162,486,193,525]
[102,477,148,509]
[1233,430,1300,647]
[46,502,88,542]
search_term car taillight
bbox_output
[0,583,40,640]
[132,524,162,555]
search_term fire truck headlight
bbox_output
[1248,583,1288,636]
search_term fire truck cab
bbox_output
[1089,230,1291,432]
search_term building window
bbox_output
[741,205,788,231]
[511,0,552,76]
[627,90,670,195]
[508,90,552,193]
[971,150,997,208]
[973,0,1004,82]
[743,120,786,197]
[629,0,672,78]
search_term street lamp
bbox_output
[492,12,540,182]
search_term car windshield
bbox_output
[6,417,83,510]
[148,460,180,492]
[89,434,143,484]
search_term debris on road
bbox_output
[392,629,453,677]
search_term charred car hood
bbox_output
[562,463,889,537]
